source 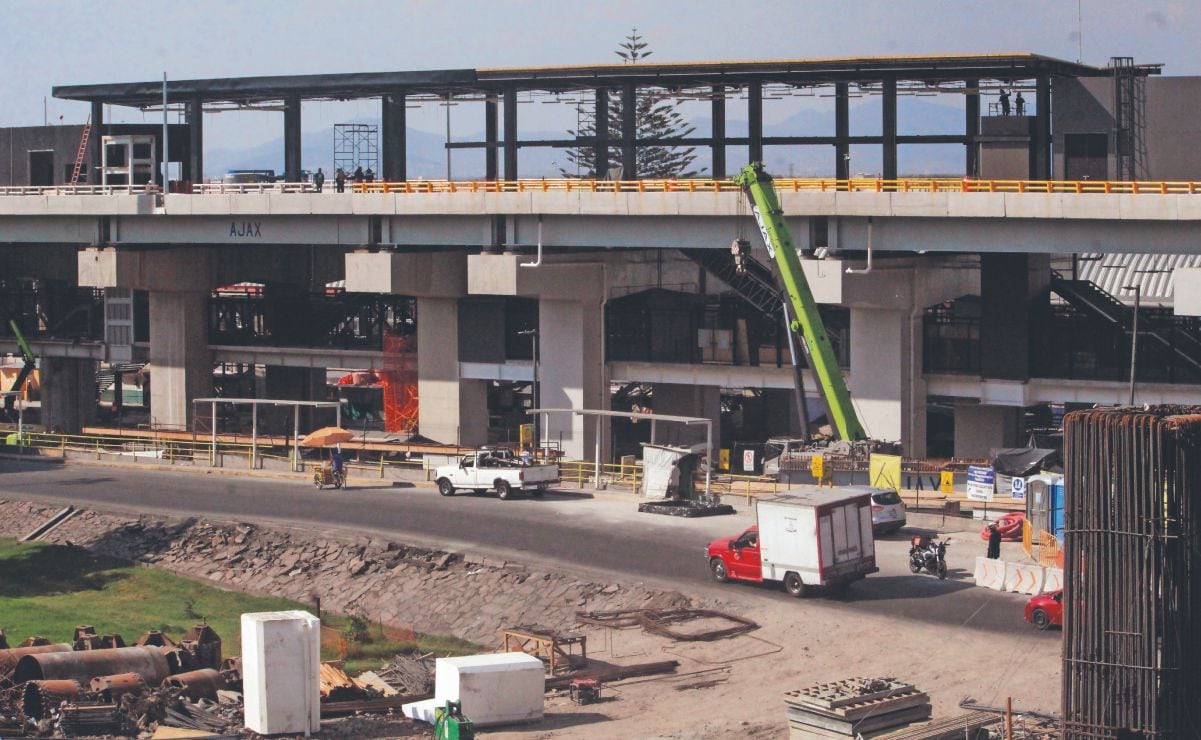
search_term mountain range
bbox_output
[204,96,968,180]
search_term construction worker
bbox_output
[334,168,346,193]
[314,168,325,192]
[986,523,1002,559]
[999,90,1011,116]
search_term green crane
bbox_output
[733,163,867,442]
[4,320,36,416]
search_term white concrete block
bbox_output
[434,652,544,727]
[241,610,320,736]
[402,697,442,724]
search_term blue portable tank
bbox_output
[1049,478,1065,539]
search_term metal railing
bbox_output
[5,177,1201,197]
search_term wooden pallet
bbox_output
[786,690,930,721]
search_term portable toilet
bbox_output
[1025,474,1064,539]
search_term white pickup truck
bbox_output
[435,451,559,500]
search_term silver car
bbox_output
[869,488,907,534]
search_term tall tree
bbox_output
[563,30,699,179]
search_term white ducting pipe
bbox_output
[845,217,874,275]
[520,216,543,268]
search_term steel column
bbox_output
[381,92,407,182]
[210,401,217,467]
[484,94,498,181]
[882,77,897,180]
[620,83,636,178]
[186,97,203,184]
[1034,74,1052,179]
[711,85,726,178]
[965,78,980,177]
[835,83,849,179]
[748,82,763,164]
[292,406,300,473]
[283,94,302,182]
[503,88,518,180]
[250,403,257,470]
[89,100,104,180]
[594,87,609,178]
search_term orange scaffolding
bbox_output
[380,332,418,434]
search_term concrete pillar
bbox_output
[835,83,849,179]
[186,96,203,184]
[620,83,637,178]
[652,383,721,451]
[748,82,763,164]
[710,85,726,178]
[39,357,97,433]
[382,92,407,182]
[882,77,898,180]
[594,88,609,179]
[283,94,301,182]
[980,253,1051,381]
[849,307,926,455]
[954,404,1021,458]
[418,297,486,446]
[148,291,212,429]
[539,298,604,460]
[503,88,518,180]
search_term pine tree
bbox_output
[563,30,699,179]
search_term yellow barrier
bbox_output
[1022,519,1035,558]
[1037,530,1062,569]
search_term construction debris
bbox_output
[376,652,436,695]
[874,711,999,739]
[545,659,680,690]
[59,702,122,737]
[783,677,932,738]
[501,625,587,674]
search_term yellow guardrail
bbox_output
[352,177,1201,196]
[557,460,642,491]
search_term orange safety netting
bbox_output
[380,332,418,434]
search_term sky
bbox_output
[5,0,1200,164]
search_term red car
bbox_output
[1024,590,1063,630]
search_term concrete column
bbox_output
[710,85,726,179]
[503,88,518,180]
[748,82,763,164]
[148,291,213,429]
[382,92,407,182]
[39,357,97,434]
[539,298,604,460]
[965,78,980,177]
[594,88,609,179]
[835,83,849,179]
[620,83,636,178]
[652,383,721,451]
[882,77,898,180]
[186,96,203,184]
[849,306,925,455]
[283,94,302,182]
[484,95,498,181]
[954,404,1021,458]
[980,254,1051,381]
[417,297,487,446]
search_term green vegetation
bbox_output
[0,539,477,674]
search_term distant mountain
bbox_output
[204,97,967,180]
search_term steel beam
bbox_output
[1034,74,1052,179]
[882,78,897,180]
[835,83,849,179]
[747,82,763,164]
[503,88,518,180]
[965,78,980,177]
[283,94,302,182]
[594,87,609,179]
[382,92,407,182]
[621,83,636,178]
[186,97,203,184]
[711,85,726,178]
[89,100,104,181]
[484,94,498,181]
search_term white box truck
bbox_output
[706,487,878,597]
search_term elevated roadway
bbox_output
[0,458,1049,640]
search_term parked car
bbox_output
[1024,590,1063,630]
[869,488,907,534]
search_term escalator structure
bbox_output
[679,247,783,324]
[1050,270,1201,375]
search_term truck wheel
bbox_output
[437,479,455,497]
[710,558,728,583]
[496,480,512,500]
[783,572,806,598]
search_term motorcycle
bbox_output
[908,535,948,579]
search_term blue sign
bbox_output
[966,465,996,502]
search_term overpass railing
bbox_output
[5,178,1201,196]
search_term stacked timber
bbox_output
[783,677,931,739]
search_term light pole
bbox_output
[1122,284,1140,405]
[518,328,539,455]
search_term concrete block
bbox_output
[1043,567,1064,592]
[1003,561,1045,595]
[240,610,320,736]
[401,697,442,724]
[1174,267,1201,316]
[345,250,467,296]
[973,556,1005,590]
[434,652,544,727]
[800,259,843,304]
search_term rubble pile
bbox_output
[0,500,694,645]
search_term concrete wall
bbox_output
[417,297,487,446]
[953,403,1021,458]
[39,357,97,433]
[0,124,192,186]
[148,291,213,429]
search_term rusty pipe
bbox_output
[0,643,72,680]
[89,672,148,702]
[163,668,227,701]
[13,645,169,686]
[22,679,82,720]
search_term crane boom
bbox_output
[4,320,36,415]
[733,163,867,442]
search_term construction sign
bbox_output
[810,455,824,481]
[939,470,955,494]
[869,454,902,492]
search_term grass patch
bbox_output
[0,538,478,673]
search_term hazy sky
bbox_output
[6,0,1199,151]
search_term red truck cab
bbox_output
[706,526,763,583]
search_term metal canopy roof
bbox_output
[53,53,1114,108]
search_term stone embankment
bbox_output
[0,500,691,644]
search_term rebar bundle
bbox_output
[1062,406,1201,738]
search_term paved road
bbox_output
[0,459,1053,640]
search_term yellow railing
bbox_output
[556,460,642,491]
[708,474,781,504]
[1022,519,1035,558]
[1037,530,1063,569]
[352,177,1201,196]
